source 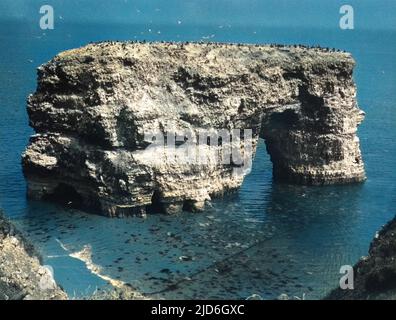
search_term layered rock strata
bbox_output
[22,42,365,216]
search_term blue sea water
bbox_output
[0,2,396,299]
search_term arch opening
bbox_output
[43,183,83,208]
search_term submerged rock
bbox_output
[22,42,365,217]
[326,215,396,300]
[0,211,67,300]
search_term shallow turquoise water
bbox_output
[0,13,395,299]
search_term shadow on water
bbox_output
[263,182,365,239]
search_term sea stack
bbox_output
[22,42,366,217]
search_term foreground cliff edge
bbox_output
[22,42,365,217]
[0,211,148,300]
[326,214,396,300]
[0,211,66,300]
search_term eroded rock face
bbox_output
[326,215,396,300]
[22,42,365,216]
[0,212,67,300]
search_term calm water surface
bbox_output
[0,20,395,299]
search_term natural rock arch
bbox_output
[22,42,365,217]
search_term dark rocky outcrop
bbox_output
[22,42,365,217]
[326,215,396,300]
[0,211,67,300]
